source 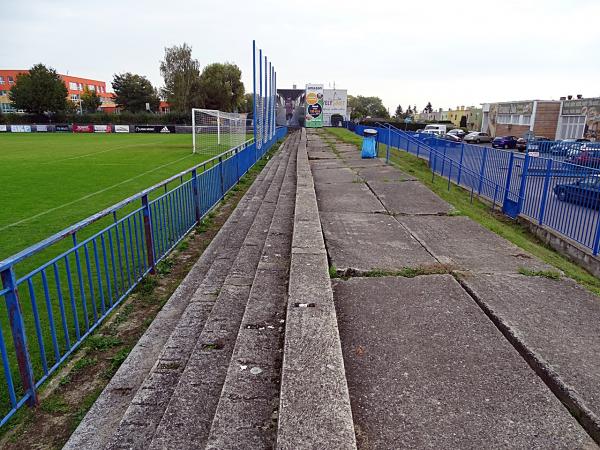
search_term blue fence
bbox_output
[0,40,282,427]
[349,123,600,255]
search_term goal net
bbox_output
[191,108,247,156]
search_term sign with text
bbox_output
[73,124,94,133]
[305,84,324,128]
[55,124,70,132]
[11,125,32,133]
[36,125,49,132]
[323,89,347,126]
[0,125,7,132]
[94,124,112,133]
[134,125,175,133]
[114,125,130,133]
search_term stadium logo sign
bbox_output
[36,125,49,132]
[55,124,70,132]
[160,126,171,133]
[114,125,130,133]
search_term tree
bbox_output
[348,95,389,120]
[406,105,413,116]
[112,73,159,113]
[239,93,254,114]
[424,102,433,114]
[197,63,245,112]
[394,105,405,119]
[80,87,101,113]
[9,64,68,114]
[160,43,202,112]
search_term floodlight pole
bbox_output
[253,41,257,148]
[217,110,221,145]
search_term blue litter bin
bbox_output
[361,128,378,159]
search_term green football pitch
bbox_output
[0,133,232,262]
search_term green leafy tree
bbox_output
[80,87,101,113]
[160,43,202,112]
[239,93,254,114]
[348,95,389,120]
[9,64,68,114]
[406,105,413,116]
[424,101,433,113]
[198,63,245,112]
[394,104,404,119]
[112,72,159,113]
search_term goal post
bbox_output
[191,108,246,156]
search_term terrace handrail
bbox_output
[0,138,255,272]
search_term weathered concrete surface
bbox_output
[368,180,453,215]
[333,275,596,449]
[398,215,555,273]
[320,211,435,272]
[309,159,346,170]
[312,167,361,184]
[307,150,336,160]
[356,165,416,183]
[315,182,386,213]
[278,128,357,450]
[459,272,600,441]
[63,137,290,450]
[344,158,386,169]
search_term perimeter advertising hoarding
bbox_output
[0,125,7,132]
[11,125,32,133]
[36,125,49,132]
[305,84,324,128]
[73,124,94,133]
[94,124,112,133]
[114,125,130,133]
[134,125,175,133]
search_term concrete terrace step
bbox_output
[204,133,299,449]
[65,139,290,450]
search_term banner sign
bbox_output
[497,101,533,115]
[94,124,112,133]
[114,125,130,133]
[36,125,49,132]
[134,125,175,133]
[55,124,70,132]
[11,125,32,133]
[323,89,348,126]
[0,125,7,132]
[561,98,600,117]
[73,124,94,133]
[305,84,324,128]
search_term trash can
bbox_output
[361,128,378,158]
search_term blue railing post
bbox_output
[386,125,391,164]
[517,153,531,214]
[457,143,465,185]
[0,267,38,407]
[503,152,515,207]
[478,147,488,195]
[141,194,155,274]
[538,158,553,225]
[191,169,201,223]
[219,156,225,198]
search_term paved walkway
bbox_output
[308,130,600,449]
[65,129,600,449]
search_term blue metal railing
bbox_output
[0,127,287,426]
[351,124,600,255]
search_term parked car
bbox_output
[565,149,600,169]
[463,132,492,144]
[423,124,448,134]
[549,139,590,157]
[492,135,518,149]
[516,136,551,152]
[554,176,600,208]
[440,133,461,142]
[448,129,467,140]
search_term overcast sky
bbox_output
[2,0,599,114]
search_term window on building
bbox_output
[69,82,78,90]
[8,76,14,84]
[88,85,95,91]
[521,115,531,125]
[559,116,586,140]
[0,76,4,84]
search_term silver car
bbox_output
[463,131,492,144]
